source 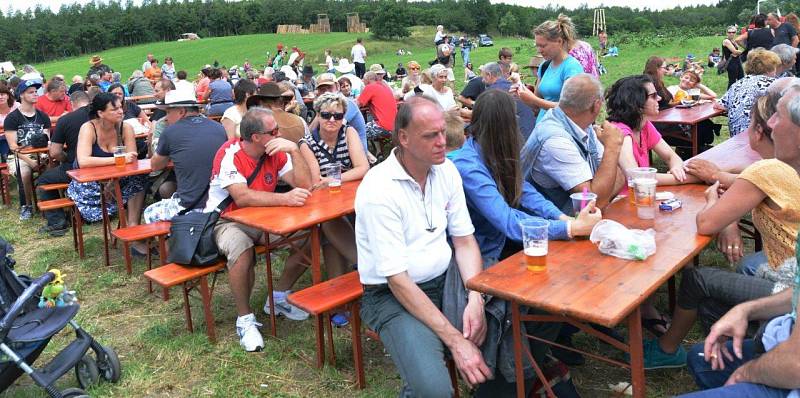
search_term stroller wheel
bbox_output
[61,387,90,397]
[96,344,122,383]
[75,355,100,389]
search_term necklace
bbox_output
[397,152,437,233]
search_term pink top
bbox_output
[611,120,662,195]
[568,40,600,78]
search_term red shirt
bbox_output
[358,82,397,131]
[35,94,72,117]
[205,138,292,214]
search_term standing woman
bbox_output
[203,68,234,116]
[161,57,176,81]
[643,56,673,109]
[516,14,584,123]
[450,89,600,395]
[722,26,744,88]
[221,79,257,139]
[741,14,774,61]
[66,92,149,254]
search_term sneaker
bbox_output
[236,314,264,352]
[642,339,686,370]
[19,205,32,221]
[37,223,68,237]
[264,292,309,321]
[331,312,350,328]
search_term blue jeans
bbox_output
[361,274,454,398]
[680,341,790,397]
[737,251,767,276]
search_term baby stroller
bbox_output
[0,239,121,397]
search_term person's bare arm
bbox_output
[696,180,766,235]
[458,95,474,108]
[793,35,799,48]
[150,153,169,171]
[342,127,369,182]
[723,39,742,56]
[729,323,800,388]
[221,117,237,139]
[298,141,321,186]
[734,31,748,46]
[697,83,717,99]
[48,141,66,163]
[273,140,312,190]
[570,121,623,207]
[227,183,309,207]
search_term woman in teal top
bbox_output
[517,14,585,124]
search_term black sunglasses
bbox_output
[320,111,345,120]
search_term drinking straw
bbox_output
[581,186,589,211]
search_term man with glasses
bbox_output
[205,107,312,352]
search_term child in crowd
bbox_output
[444,110,466,160]
[707,48,721,67]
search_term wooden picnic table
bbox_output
[466,184,714,398]
[222,180,359,340]
[650,101,726,157]
[67,159,154,267]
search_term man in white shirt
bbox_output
[356,96,491,396]
[350,38,367,79]
[173,70,195,97]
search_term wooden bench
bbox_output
[143,261,225,343]
[37,198,84,258]
[38,182,69,192]
[288,272,365,389]
[111,221,171,275]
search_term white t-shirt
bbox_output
[418,84,457,110]
[221,106,242,137]
[355,149,475,285]
[174,80,195,97]
[325,55,334,71]
[351,44,367,63]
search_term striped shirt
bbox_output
[301,127,352,170]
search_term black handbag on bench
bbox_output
[167,154,266,266]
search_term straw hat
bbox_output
[369,64,386,74]
[89,55,103,65]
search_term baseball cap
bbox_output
[17,78,43,98]
[316,73,337,88]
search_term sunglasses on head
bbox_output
[320,111,345,120]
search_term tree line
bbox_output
[0,0,762,65]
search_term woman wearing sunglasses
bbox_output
[273,92,367,327]
[721,25,744,88]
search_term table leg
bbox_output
[691,123,699,157]
[511,303,525,398]
[627,306,646,397]
[100,182,111,267]
[310,224,321,284]
[113,177,127,228]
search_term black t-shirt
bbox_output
[460,77,486,101]
[150,108,166,122]
[747,28,775,52]
[773,23,798,46]
[123,101,142,120]
[51,106,90,165]
[3,108,51,147]
[67,83,84,95]
[156,115,227,209]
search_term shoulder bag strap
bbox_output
[214,154,267,213]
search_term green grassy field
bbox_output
[1,29,742,397]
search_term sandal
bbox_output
[641,315,671,337]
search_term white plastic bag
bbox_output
[589,219,656,261]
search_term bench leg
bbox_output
[123,241,132,275]
[264,248,277,337]
[182,283,193,333]
[198,276,217,343]
[158,237,169,300]
[315,314,325,368]
[0,171,9,206]
[73,207,85,259]
[351,302,365,389]
[326,313,336,366]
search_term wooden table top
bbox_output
[67,159,153,183]
[649,102,726,125]
[223,180,359,235]
[466,184,713,327]
[18,146,49,155]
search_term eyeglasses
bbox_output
[646,92,660,99]
[255,127,278,137]
[320,111,345,120]
[727,31,736,34]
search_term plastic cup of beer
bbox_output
[569,192,597,216]
[633,177,658,219]
[626,167,656,204]
[321,163,342,193]
[520,219,549,272]
[113,146,126,167]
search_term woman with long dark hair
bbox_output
[643,56,673,109]
[451,88,600,395]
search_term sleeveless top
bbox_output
[74,121,117,168]
[301,126,352,171]
[722,39,739,60]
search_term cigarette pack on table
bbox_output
[659,198,682,212]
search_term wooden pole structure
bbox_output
[593,9,606,36]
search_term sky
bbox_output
[0,0,722,14]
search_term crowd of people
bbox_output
[1,11,799,397]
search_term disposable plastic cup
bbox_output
[321,163,342,193]
[113,146,126,167]
[634,177,658,219]
[520,219,548,272]
[569,192,597,216]
[626,167,657,204]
